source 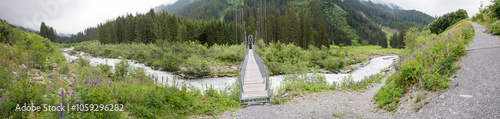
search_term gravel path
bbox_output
[218,68,396,119]
[396,22,500,118]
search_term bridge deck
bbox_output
[241,49,269,101]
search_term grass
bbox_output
[373,19,475,111]
[332,112,345,117]
[337,72,387,91]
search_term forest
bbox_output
[58,0,425,49]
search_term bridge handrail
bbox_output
[238,50,250,99]
[252,49,269,92]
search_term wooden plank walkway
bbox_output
[241,49,269,101]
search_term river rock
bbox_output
[118,56,122,59]
[49,73,57,80]
[231,66,237,70]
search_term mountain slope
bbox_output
[154,0,195,14]
[358,0,435,29]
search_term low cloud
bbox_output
[0,0,176,34]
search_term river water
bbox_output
[62,47,397,92]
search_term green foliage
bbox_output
[403,28,438,50]
[115,57,130,77]
[486,20,500,35]
[78,57,90,67]
[184,55,210,77]
[338,73,386,91]
[428,9,468,34]
[491,0,500,20]
[374,20,474,111]
[272,73,334,104]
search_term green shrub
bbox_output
[161,53,182,71]
[58,63,70,74]
[184,55,210,77]
[115,57,130,77]
[421,72,449,91]
[78,57,90,67]
[428,9,468,34]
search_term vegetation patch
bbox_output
[373,20,474,111]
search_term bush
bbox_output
[428,9,468,34]
[161,53,182,71]
[78,57,90,67]
[58,63,70,74]
[115,57,130,77]
[184,55,210,77]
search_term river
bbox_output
[62,47,398,93]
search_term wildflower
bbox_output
[48,84,51,89]
[454,83,459,87]
[2,59,5,65]
[108,82,112,87]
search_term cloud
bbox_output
[0,0,176,34]
[368,0,485,18]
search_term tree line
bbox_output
[64,0,391,49]
[39,22,58,43]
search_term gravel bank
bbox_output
[217,68,396,119]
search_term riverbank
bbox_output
[67,40,401,79]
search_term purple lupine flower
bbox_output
[85,78,88,85]
[108,82,112,87]
[110,93,113,98]
[454,83,459,87]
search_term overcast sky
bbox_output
[369,0,487,18]
[0,0,176,34]
[0,0,489,34]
